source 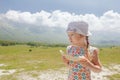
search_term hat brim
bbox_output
[87,31,92,36]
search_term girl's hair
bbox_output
[86,36,92,61]
[86,36,89,49]
[80,34,89,49]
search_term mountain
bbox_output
[0,21,120,46]
[90,31,120,46]
[0,21,68,44]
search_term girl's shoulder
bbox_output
[88,46,99,61]
[89,46,99,55]
[66,45,73,50]
[66,45,80,50]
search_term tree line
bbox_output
[0,40,67,47]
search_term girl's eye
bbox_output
[68,33,74,37]
[71,34,74,36]
[72,33,75,35]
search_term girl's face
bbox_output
[67,32,86,46]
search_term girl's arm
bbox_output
[62,56,70,67]
[79,48,102,73]
[90,48,102,72]
[62,45,71,67]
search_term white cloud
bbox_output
[1,10,120,32]
[5,10,37,24]
[100,10,120,31]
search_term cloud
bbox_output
[0,10,120,32]
[100,10,120,31]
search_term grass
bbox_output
[0,45,66,71]
[99,46,120,66]
[0,45,120,70]
[107,74,120,80]
[0,74,17,80]
[0,45,120,79]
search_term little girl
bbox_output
[62,21,102,80]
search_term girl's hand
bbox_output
[62,55,69,65]
[78,55,102,73]
[78,56,90,67]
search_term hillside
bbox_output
[0,21,120,46]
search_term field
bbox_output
[0,45,120,80]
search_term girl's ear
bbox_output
[84,39,87,48]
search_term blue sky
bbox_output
[0,0,120,16]
[0,0,120,32]
[0,0,120,43]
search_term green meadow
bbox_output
[99,46,120,65]
[0,45,120,80]
[0,45,66,71]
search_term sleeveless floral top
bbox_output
[67,45,92,80]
